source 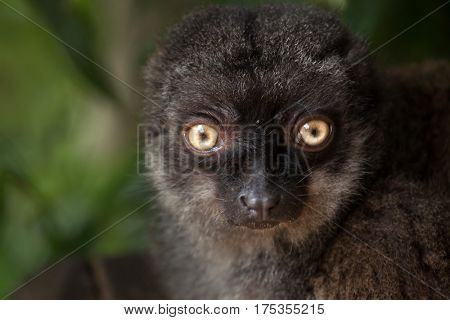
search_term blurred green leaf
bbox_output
[27,0,117,100]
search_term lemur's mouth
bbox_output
[242,221,280,230]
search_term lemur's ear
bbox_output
[344,36,369,63]
[343,37,378,100]
[345,38,372,73]
[317,28,374,83]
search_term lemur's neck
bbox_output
[184,219,334,298]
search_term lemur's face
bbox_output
[145,6,378,238]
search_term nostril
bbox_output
[264,194,281,210]
[240,194,261,210]
[239,195,248,208]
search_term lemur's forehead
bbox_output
[167,59,349,125]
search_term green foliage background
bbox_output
[0,0,449,297]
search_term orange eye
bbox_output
[295,117,333,151]
[185,124,219,152]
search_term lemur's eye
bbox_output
[295,117,333,151]
[185,124,220,152]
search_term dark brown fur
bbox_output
[381,61,450,187]
[313,178,449,299]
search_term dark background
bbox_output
[0,0,449,297]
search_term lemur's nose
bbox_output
[239,192,281,221]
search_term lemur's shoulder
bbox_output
[312,177,450,299]
[381,60,450,185]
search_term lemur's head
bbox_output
[144,5,379,242]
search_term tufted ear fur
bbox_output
[344,39,379,102]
